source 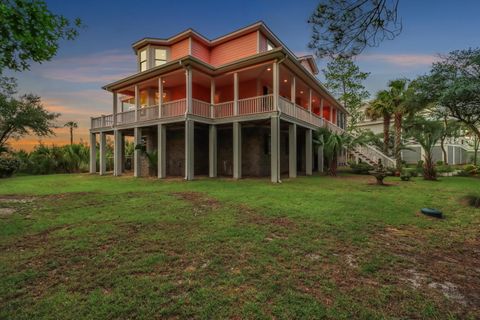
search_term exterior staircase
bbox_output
[351,144,396,168]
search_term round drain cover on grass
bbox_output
[421,208,443,219]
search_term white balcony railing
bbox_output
[138,105,159,122]
[90,95,343,134]
[162,99,186,118]
[213,101,234,118]
[238,94,273,115]
[192,99,211,118]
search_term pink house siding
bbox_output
[210,32,258,66]
[191,39,210,63]
[258,32,268,52]
[171,38,190,60]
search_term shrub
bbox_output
[436,160,444,166]
[400,172,411,181]
[402,168,418,177]
[349,162,373,175]
[0,156,20,178]
[416,160,424,168]
[464,165,478,175]
[436,165,454,173]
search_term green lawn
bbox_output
[0,173,479,319]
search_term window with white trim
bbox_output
[154,48,167,66]
[139,49,147,72]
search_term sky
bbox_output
[6,0,480,150]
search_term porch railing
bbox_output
[138,105,159,122]
[116,110,135,125]
[213,101,234,118]
[192,99,211,118]
[238,94,273,115]
[162,99,186,118]
[90,95,343,134]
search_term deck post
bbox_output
[271,116,281,183]
[157,124,166,178]
[289,123,297,178]
[113,130,122,176]
[233,122,242,179]
[89,133,96,174]
[134,85,140,122]
[113,92,118,126]
[210,78,215,118]
[209,124,217,177]
[158,77,163,118]
[233,72,238,115]
[134,127,142,177]
[317,146,324,172]
[185,67,192,115]
[99,132,107,175]
[306,129,313,175]
[185,119,194,180]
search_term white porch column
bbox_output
[289,123,297,178]
[134,85,140,122]
[273,61,279,111]
[158,77,163,118]
[271,116,281,183]
[99,132,107,175]
[113,130,122,176]
[210,78,215,118]
[113,92,118,126]
[320,98,324,119]
[306,129,313,175]
[329,106,333,123]
[185,67,192,114]
[317,146,324,172]
[233,122,242,179]
[185,119,194,180]
[133,127,142,177]
[89,133,96,174]
[157,124,166,178]
[233,72,239,116]
[290,76,296,103]
[308,89,312,115]
[209,124,217,177]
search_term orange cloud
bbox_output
[357,53,440,67]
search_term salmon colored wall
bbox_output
[192,83,210,101]
[332,108,337,123]
[238,79,261,99]
[210,32,258,66]
[323,106,331,120]
[215,84,233,103]
[191,39,210,63]
[171,38,189,60]
[165,85,186,101]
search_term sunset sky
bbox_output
[6,0,480,150]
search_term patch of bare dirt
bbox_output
[376,226,480,312]
[0,207,15,217]
[0,195,36,203]
[170,191,221,215]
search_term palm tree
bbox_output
[314,127,364,176]
[365,90,394,154]
[405,117,445,180]
[64,121,78,145]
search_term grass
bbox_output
[0,173,479,319]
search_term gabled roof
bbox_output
[297,55,319,75]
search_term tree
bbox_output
[322,56,370,131]
[314,127,364,176]
[0,78,59,150]
[365,90,394,154]
[64,121,78,145]
[418,49,480,153]
[404,117,445,180]
[308,0,402,57]
[0,0,82,72]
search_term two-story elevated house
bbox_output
[89,22,347,182]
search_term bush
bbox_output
[416,160,424,168]
[464,165,478,175]
[400,173,411,181]
[436,160,444,166]
[0,156,20,178]
[349,162,373,175]
[402,168,418,177]
[436,165,454,173]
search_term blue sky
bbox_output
[7,0,480,149]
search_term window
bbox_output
[266,40,274,51]
[154,48,167,66]
[139,49,147,72]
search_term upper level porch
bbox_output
[91,59,346,133]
